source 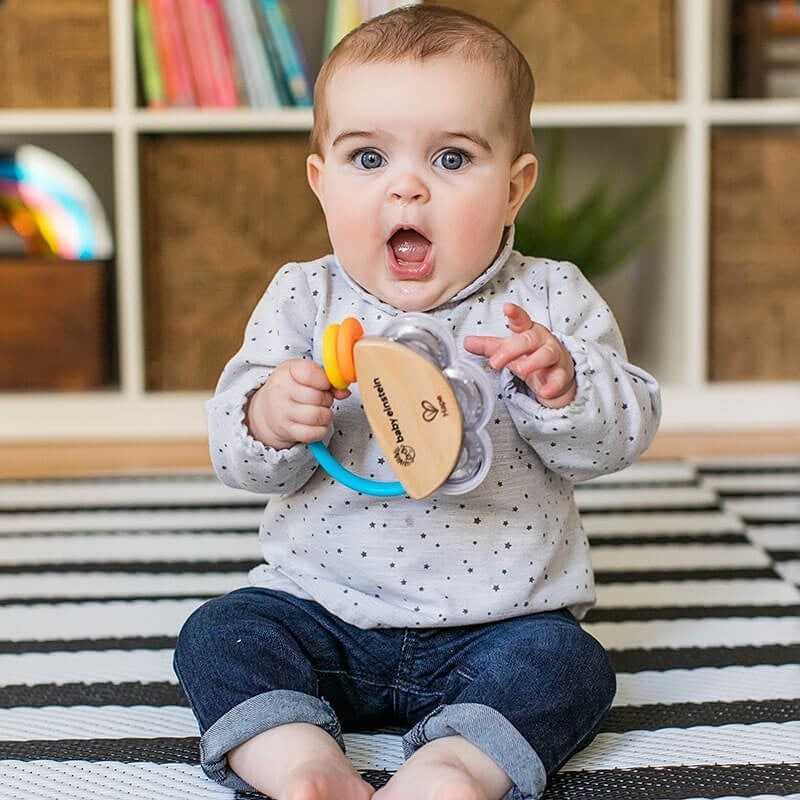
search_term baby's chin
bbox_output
[378,280,462,313]
[340,260,467,311]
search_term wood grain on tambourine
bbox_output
[354,338,463,499]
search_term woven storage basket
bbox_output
[0,0,111,108]
[0,259,111,389]
[428,0,676,102]
[140,134,331,391]
[709,131,800,381]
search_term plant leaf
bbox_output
[514,135,671,279]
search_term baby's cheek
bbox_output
[456,203,505,254]
[330,216,360,244]
[327,207,371,253]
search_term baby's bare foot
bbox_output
[376,760,487,800]
[283,754,375,800]
[374,736,512,800]
[228,722,374,800]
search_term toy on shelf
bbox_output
[0,145,113,261]
[309,313,494,499]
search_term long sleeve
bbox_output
[503,260,661,483]
[205,263,325,494]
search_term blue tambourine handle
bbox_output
[309,441,406,497]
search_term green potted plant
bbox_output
[514,131,671,281]
[514,131,670,349]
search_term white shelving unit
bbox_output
[0,0,798,439]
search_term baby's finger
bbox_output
[281,421,333,445]
[272,399,333,443]
[290,382,335,408]
[287,402,334,431]
[535,366,576,400]
[512,343,562,376]
[289,360,335,391]
[503,303,535,333]
[488,329,546,371]
[463,335,504,359]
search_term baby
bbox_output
[174,5,661,800]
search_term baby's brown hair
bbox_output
[310,4,535,158]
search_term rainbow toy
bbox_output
[0,145,113,261]
[310,313,494,499]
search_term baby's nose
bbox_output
[388,172,430,205]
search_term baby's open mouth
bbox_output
[387,228,433,278]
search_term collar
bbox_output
[333,226,516,316]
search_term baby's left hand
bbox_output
[464,302,576,409]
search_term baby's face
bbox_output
[307,55,536,311]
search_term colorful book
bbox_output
[177,0,218,106]
[221,0,258,106]
[251,0,292,106]
[224,0,282,107]
[134,0,166,108]
[324,0,361,55]
[199,0,239,107]
[258,0,312,106]
[150,0,196,106]
[324,1,421,56]
[208,0,245,105]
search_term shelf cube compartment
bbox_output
[0,259,113,390]
[0,0,111,109]
[430,0,677,102]
[140,133,331,390]
[709,129,800,381]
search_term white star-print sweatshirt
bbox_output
[206,228,661,629]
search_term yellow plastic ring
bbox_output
[322,324,349,389]
[337,317,363,385]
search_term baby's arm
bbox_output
[468,261,661,483]
[205,263,335,495]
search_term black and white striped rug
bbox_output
[0,458,798,800]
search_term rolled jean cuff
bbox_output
[199,689,344,790]
[402,702,547,800]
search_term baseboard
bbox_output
[1,429,799,479]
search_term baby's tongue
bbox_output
[390,229,430,264]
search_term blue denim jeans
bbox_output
[173,587,615,800]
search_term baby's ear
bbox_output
[505,153,538,225]
[306,153,325,203]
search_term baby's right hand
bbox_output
[246,359,350,450]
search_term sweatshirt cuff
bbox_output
[502,335,594,426]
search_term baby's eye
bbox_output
[353,149,385,170]
[435,149,469,170]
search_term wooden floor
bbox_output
[1,430,799,479]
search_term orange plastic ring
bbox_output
[336,317,363,385]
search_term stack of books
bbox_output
[134,0,414,110]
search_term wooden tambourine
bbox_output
[309,313,493,499]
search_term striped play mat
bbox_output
[0,458,798,800]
